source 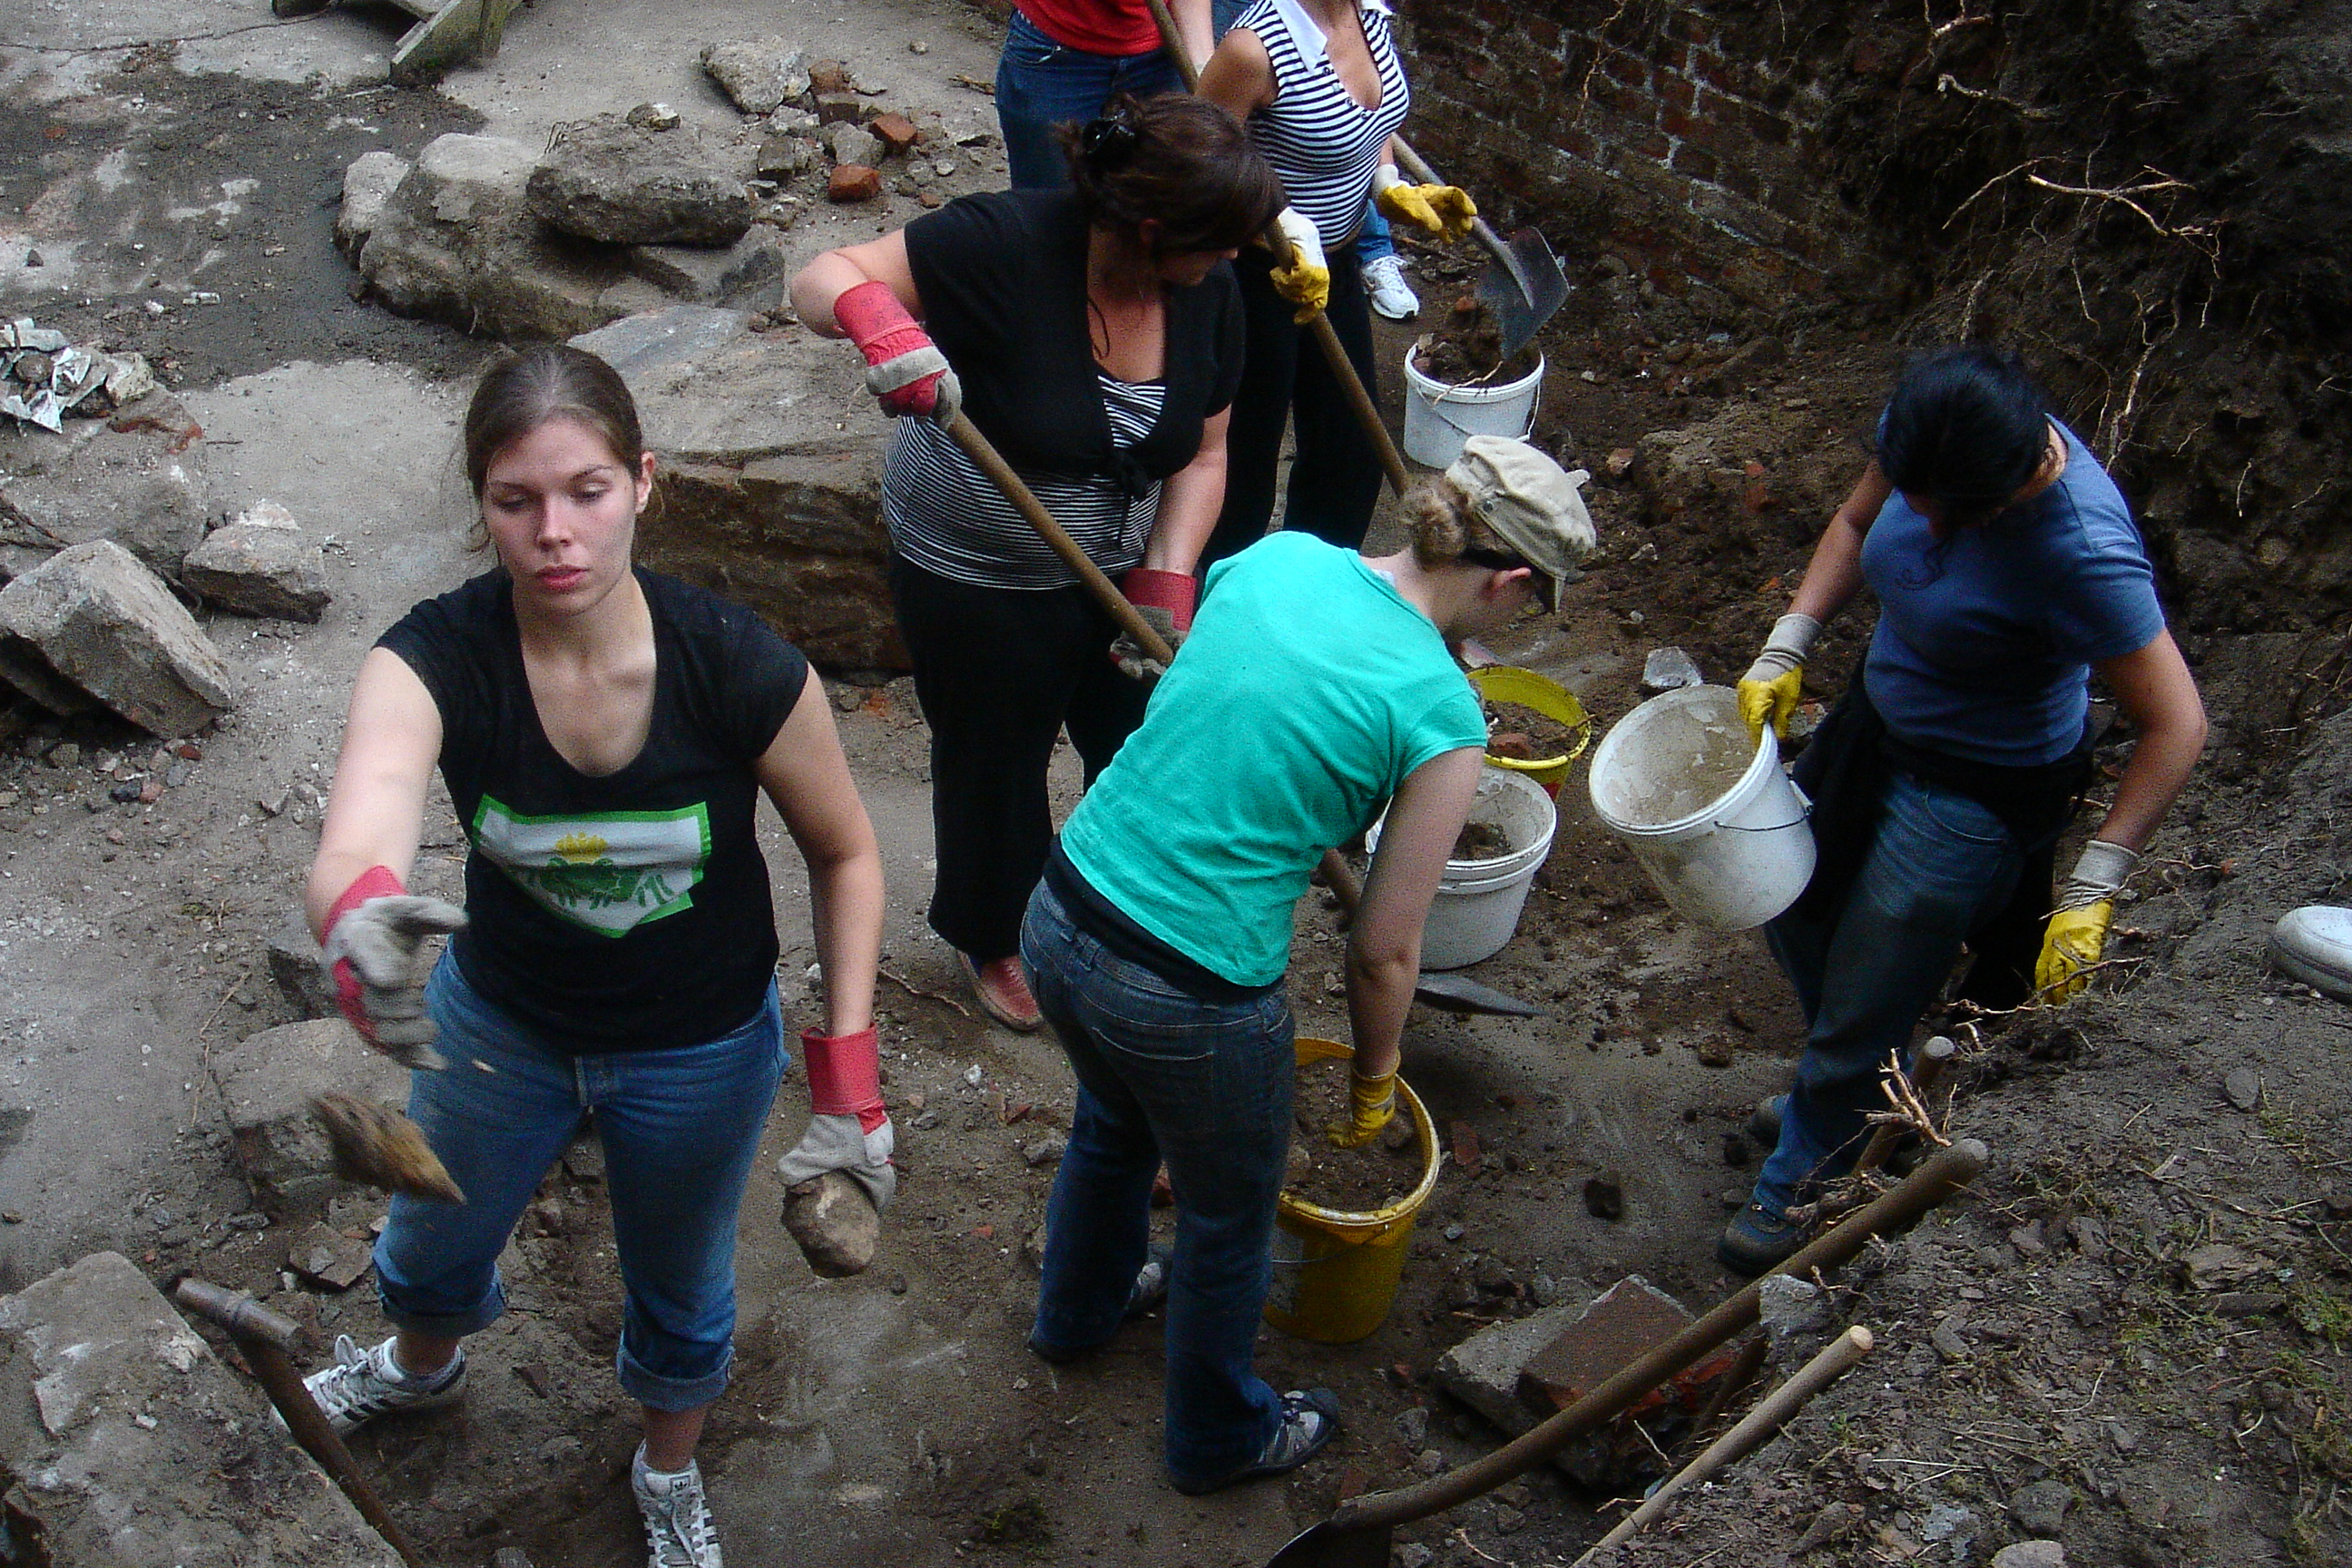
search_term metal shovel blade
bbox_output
[1411,972,1541,1017]
[1476,228,1570,364]
[1266,1520,1390,1568]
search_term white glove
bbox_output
[777,1112,897,1211]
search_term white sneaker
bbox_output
[2270,906,2352,1001]
[299,1334,466,1436]
[633,1446,724,1568]
[1363,254,1419,320]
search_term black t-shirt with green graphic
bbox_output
[378,569,808,1053]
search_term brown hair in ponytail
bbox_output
[1056,93,1281,257]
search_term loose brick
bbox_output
[827,164,882,202]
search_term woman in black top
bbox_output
[790,92,1279,1030]
[300,346,887,1568]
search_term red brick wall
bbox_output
[1395,0,1879,311]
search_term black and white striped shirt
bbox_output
[883,374,1170,590]
[1234,0,1410,249]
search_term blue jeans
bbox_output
[1753,771,2023,1212]
[1020,877,1295,1485]
[996,10,1190,190]
[374,955,786,1411]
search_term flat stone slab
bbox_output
[0,539,237,736]
[0,1251,403,1567]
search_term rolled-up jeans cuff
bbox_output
[619,1342,732,1413]
[376,1272,506,1340]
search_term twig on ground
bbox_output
[879,965,972,1017]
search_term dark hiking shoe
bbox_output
[1718,1202,1808,1277]
[1747,1093,1788,1148]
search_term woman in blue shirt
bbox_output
[1727,347,2206,1274]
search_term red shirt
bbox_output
[1017,0,1165,56]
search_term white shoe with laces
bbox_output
[298,1334,466,1436]
[633,1446,724,1568]
[1363,254,1420,320]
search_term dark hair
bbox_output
[1056,93,1282,257]
[463,344,644,498]
[1875,347,2051,529]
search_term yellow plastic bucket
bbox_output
[1468,665,1592,797]
[1264,1038,1444,1345]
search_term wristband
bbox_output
[1121,567,1197,632]
[1372,162,1406,196]
[802,1025,886,1133]
[2058,839,2140,909]
[831,279,927,365]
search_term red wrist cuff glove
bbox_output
[833,279,956,421]
[801,1024,887,1134]
[1120,567,1197,633]
[323,864,406,1041]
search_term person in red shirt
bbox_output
[998,1,1213,188]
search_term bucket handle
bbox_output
[1424,371,1543,443]
[1707,776,1812,835]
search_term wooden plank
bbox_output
[389,0,524,85]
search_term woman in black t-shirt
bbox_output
[299,346,887,1568]
[789,92,1278,1032]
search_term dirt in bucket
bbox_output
[1452,819,1512,860]
[1413,294,1541,385]
[1485,697,1581,763]
[1286,1055,1421,1211]
[1604,697,1754,826]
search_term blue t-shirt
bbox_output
[1060,533,1487,985]
[1862,422,2164,766]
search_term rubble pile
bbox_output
[1,318,157,434]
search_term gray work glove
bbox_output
[322,895,468,1070]
[1109,603,1185,683]
[776,1112,897,1211]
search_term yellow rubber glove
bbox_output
[1269,206,1331,323]
[2035,839,2139,1002]
[1328,1068,1397,1148]
[1737,612,1821,741]
[1375,176,1477,241]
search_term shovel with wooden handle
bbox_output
[1259,1139,1990,1568]
[1144,0,1411,496]
[1388,138,1571,365]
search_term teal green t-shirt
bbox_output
[1060,533,1487,986]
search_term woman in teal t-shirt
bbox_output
[1017,436,1594,1495]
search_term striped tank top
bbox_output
[1232,0,1410,249]
[882,374,1169,590]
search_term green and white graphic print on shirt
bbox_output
[471,795,712,936]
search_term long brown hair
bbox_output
[1055,92,1281,257]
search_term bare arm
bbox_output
[757,680,885,1038]
[1345,747,1486,1080]
[789,230,920,337]
[306,648,444,938]
[1786,462,1890,625]
[1198,24,1275,118]
[1142,407,1229,575]
[1171,0,1214,66]
[2086,629,2206,852]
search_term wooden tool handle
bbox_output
[1391,136,1520,283]
[1328,1139,1988,1533]
[944,414,1174,666]
[1143,0,1413,497]
[1579,1326,1876,1562]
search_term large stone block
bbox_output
[0,1251,404,1567]
[358,133,631,343]
[181,504,330,623]
[335,150,411,262]
[212,1017,411,1209]
[526,113,753,247]
[0,540,236,736]
[569,309,902,671]
[0,408,211,582]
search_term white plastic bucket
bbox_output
[1402,342,1545,469]
[1367,767,1559,969]
[1585,684,1815,932]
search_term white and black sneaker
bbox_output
[1169,1387,1341,1494]
[299,1334,466,1436]
[633,1446,724,1568]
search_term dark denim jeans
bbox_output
[995,9,1190,190]
[374,955,786,1411]
[1020,877,1295,1485]
[1755,770,2023,1212]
